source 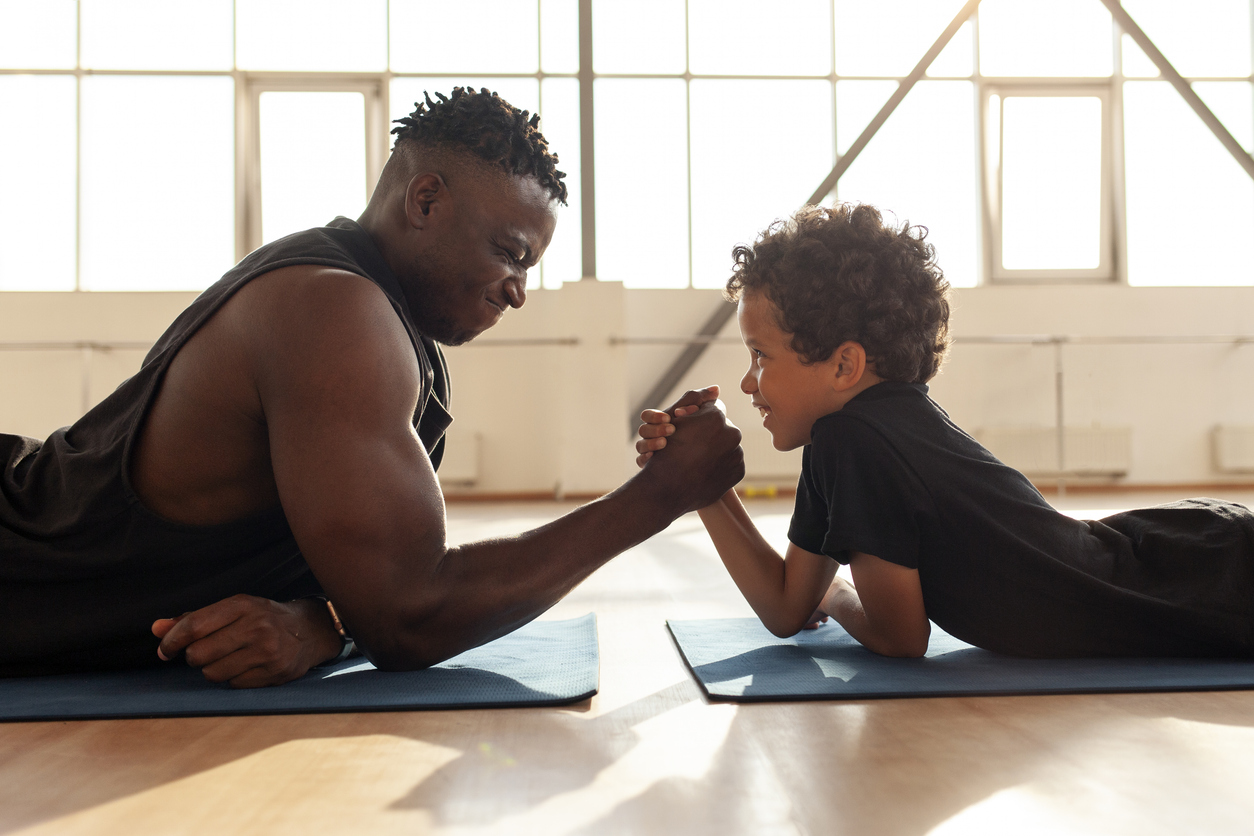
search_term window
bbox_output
[985,89,1111,281]
[1,0,1252,291]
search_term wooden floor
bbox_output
[5,493,1254,835]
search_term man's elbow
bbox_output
[352,602,463,671]
[358,634,458,672]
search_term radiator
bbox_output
[436,431,481,486]
[1213,425,1254,473]
[975,426,1132,477]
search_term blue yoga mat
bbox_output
[667,618,1254,702]
[0,614,598,722]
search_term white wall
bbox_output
[4,283,1254,494]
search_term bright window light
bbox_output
[592,0,685,74]
[541,0,579,74]
[595,79,688,288]
[1122,0,1251,78]
[1124,81,1254,286]
[1000,96,1103,270]
[689,80,833,289]
[835,80,897,155]
[390,0,538,74]
[81,0,232,71]
[838,81,978,287]
[688,0,830,76]
[834,0,973,77]
[0,76,76,290]
[536,78,582,288]
[979,0,1112,77]
[1121,35,1160,78]
[260,91,367,246]
[236,0,386,72]
[0,0,76,69]
[1194,82,1254,153]
[80,76,235,291]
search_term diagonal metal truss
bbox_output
[630,0,1254,433]
[1098,0,1254,182]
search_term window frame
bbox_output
[981,81,1116,283]
[240,75,389,258]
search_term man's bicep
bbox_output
[251,270,447,613]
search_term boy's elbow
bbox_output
[871,624,930,658]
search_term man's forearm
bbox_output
[359,472,681,669]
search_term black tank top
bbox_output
[0,218,452,675]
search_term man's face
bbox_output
[405,173,558,346]
[737,291,845,452]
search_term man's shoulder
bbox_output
[223,266,422,393]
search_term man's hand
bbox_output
[152,594,343,688]
[637,387,744,515]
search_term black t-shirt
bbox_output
[788,382,1254,658]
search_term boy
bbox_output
[639,204,1254,659]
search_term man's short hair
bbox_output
[391,87,568,205]
[726,203,950,384]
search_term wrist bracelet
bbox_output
[309,596,357,667]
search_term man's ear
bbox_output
[403,172,447,230]
[830,340,868,391]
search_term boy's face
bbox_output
[737,291,848,451]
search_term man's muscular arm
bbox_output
[161,269,742,670]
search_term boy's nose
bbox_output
[740,367,757,394]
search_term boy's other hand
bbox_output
[635,385,721,467]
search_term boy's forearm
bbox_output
[698,491,825,637]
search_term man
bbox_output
[1,88,743,686]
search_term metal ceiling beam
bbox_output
[1098,0,1254,182]
[627,0,984,433]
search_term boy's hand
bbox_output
[635,385,720,467]
[802,609,830,630]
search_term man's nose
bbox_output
[505,277,526,309]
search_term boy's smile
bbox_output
[737,291,881,451]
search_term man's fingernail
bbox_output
[157,648,169,661]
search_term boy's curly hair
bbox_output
[392,86,568,205]
[726,203,950,384]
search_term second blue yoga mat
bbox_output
[667,618,1254,702]
[0,614,598,722]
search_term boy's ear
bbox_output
[830,341,868,391]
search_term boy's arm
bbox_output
[818,553,930,657]
[697,490,837,637]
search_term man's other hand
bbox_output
[152,594,343,688]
